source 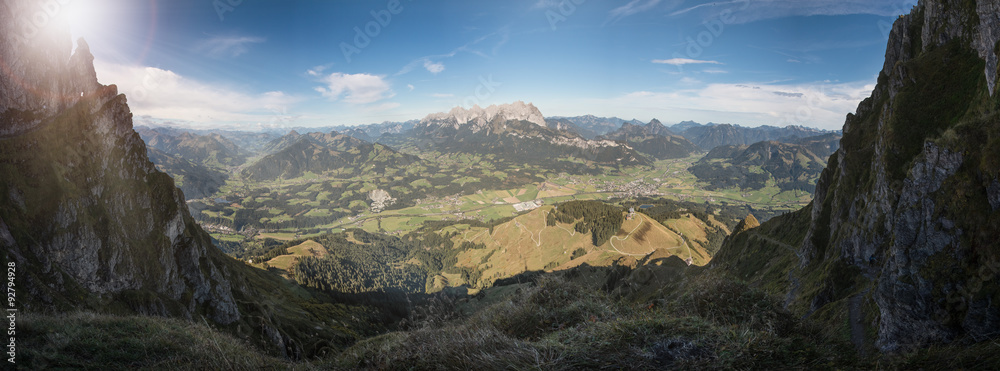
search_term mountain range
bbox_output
[241,130,419,181]
[689,141,827,192]
[677,123,836,151]
[400,102,651,170]
[597,119,699,160]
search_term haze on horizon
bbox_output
[58,0,917,131]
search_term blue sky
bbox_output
[58,0,917,130]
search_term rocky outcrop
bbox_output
[0,9,240,324]
[788,0,1000,353]
[0,0,239,322]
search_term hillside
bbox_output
[145,148,229,200]
[250,199,740,297]
[793,132,843,158]
[713,0,1000,354]
[598,119,699,159]
[689,141,827,192]
[241,131,419,181]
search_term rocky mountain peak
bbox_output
[422,101,546,130]
[1,0,240,325]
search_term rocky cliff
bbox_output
[716,0,1000,353]
[0,0,365,358]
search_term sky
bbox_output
[52,0,917,131]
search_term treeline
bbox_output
[292,230,425,294]
[214,237,284,260]
[551,200,625,246]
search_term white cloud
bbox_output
[424,60,445,74]
[589,80,875,130]
[307,64,333,77]
[194,36,265,58]
[669,0,917,24]
[94,61,299,127]
[653,58,723,66]
[702,69,728,74]
[787,59,802,63]
[407,84,415,91]
[314,73,394,104]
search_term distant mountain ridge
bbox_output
[548,115,644,139]
[136,127,247,168]
[689,140,826,192]
[597,119,699,160]
[408,102,651,170]
[145,148,228,200]
[678,123,836,150]
[242,130,419,181]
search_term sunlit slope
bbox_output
[428,206,712,290]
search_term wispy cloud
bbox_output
[589,80,875,130]
[669,0,917,24]
[653,58,723,66]
[407,84,415,91]
[609,0,665,22]
[669,0,746,16]
[532,0,561,9]
[424,60,445,74]
[194,36,265,58]
[307,64,334,77]
[314,73,394,104]
[94,61,299,127]
[679,77,702,85]
[396,28,510,76]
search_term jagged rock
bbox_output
[422,101,547,131]
[0,0,242,324]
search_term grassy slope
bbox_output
[444,206,713,289]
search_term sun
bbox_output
[58,1,107,41]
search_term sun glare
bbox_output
[60,1,105,40]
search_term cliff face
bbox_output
[789,0,1000,352]
[0,0,238,324]
[0,0,366,358]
